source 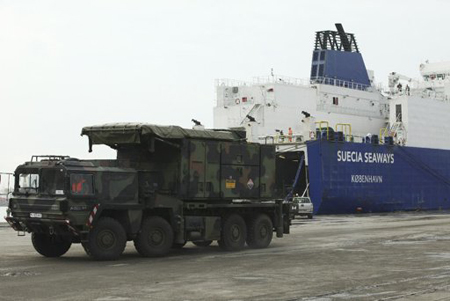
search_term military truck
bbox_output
[5,123,291,260]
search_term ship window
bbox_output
[312,51,319,61]
[333,97,339,105]
[318,64,324,76]
[311,65,318,78]
[320,51,326,61]
[396,104,402,122]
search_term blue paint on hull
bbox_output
[307,140,450,214]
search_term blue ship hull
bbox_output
[307,140,450,214]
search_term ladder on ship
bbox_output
[380,114,407,145]
[240,103,262,125]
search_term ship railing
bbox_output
[215,78,253,87]
[312,77,372,91]
[216,75,374,94]
[389,86,450,102]
[258,134,304,144]
[253,75,310,86]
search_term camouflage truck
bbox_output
[5,123,291,260]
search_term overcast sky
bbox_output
[0,0,448,172]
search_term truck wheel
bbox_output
[31,233,72,257]
[246,214,273,249]
[308,214,313,219]
[134,216,174,257]
[86,217,127,261]
[193,240,212,247]
[218,214,247,251]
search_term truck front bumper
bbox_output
[4,216,78,236]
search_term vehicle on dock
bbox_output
[290,196,313,219]
[5,124,291,260]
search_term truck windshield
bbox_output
[17,173,39,194]
[41,169,65,195]
[16,169,65,196]
[293,197,311,204]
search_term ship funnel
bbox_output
[335,23,352,52]
[310,24,369,89]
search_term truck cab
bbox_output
[6,156,140,259]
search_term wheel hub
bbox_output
[150,230,164,245]
[259,225,268,238]
[231,225,241,241]
[98,230,116,249]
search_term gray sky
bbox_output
[1,0,448,172]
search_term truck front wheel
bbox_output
[246,214,273,249]
[134,216,174,257]
[86,217,127,261]
[218,214,247,251]
[31,233,72,257]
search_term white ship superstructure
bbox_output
[387,61,450,149]
[214,24,389,144]
[214,75,388,143]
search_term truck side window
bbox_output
[70,174,94,196]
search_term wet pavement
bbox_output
[1,212,450,300]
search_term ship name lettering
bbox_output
[337,151,394,164]
[337,150,363,163]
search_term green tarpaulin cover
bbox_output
[81,123,242,145]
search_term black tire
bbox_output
[308,214,313,219]
[246,214,273,249]
[218,214,247,251]
[86,217,127,261]
[31,233,72,258]
[134,216,174,257]
[192,240,213,247]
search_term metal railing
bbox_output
[217,75,373,93]
[253,75,310,86]
[0,172,14,207]
[312,77,371,91]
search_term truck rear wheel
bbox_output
[218,214,247,251]
[31,233,72,257]
[246,214,273,249]
[86,217,127,261]
[134,216,174,257]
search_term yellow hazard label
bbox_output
[225,179,236,189]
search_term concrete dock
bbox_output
[1,212,450,300]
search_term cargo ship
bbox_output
[213,24,450,214]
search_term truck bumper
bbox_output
[4,216,78,236]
